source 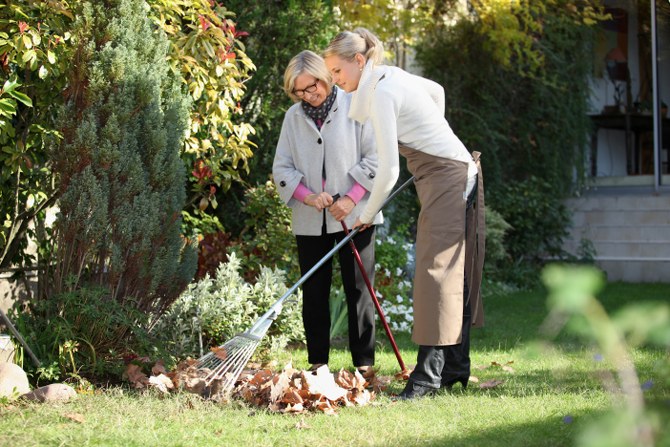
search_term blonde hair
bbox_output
[323,27,384,66]
[283,50,333,103]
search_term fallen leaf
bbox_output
[469,375,480,383]
[281,388,304,405]
[123,364,149,388]
[394,369,412,381]
[294,418,310,429]
[269,371,291,403]
[211,346,227,361]
[152,360,168,376]
[479,379,504,389]
[63,413,85,423]
[149,374,174,393]
[301,368,348,401]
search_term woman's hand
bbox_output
[328,196,355,221]
[352,217,371,231]
[304,192,334,211]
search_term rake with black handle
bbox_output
[196,176,415,394]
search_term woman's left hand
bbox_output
[328,196,355,221]
[352,217,371,231]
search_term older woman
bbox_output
[324,29,485,399]
[272,50,382,377]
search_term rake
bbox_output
[196,176,415,394]
[337,216,407,374]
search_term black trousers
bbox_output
[295,226,376,367]
[409,289,472,388]
[409,181,477,388]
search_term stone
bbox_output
[0,362,30,398]
[22,383,77,403]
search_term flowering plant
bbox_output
[374,227,415,333]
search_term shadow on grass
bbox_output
[372,407,601,447]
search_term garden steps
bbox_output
[563,191,670,282]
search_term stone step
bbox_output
[566,195,670,212]
[563,193,670,282]
[570,209,670,226]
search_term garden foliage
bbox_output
[45,0,196,332]
[0,1,73,270]
[155,252,304,359]
[146,0,257,236]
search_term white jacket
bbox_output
[273,88,383,236]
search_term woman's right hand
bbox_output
[304,192,334,211]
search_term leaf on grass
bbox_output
[269,371,291,403]
[149,374,174,393]
[314,398,337,415]
[301,367,349,402]
[394,369,412,381]
[349,388,373,406]
[281,388,304,405]
[63,413,85,423]
[469,375,480,383]
[152,360,168,376]
[294,418,310,429]
[123,364,149,388]
[479,379,504,389]
[283,402,305,413]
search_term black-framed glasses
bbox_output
[292,80,319,97]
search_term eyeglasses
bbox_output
[292,80,319,97]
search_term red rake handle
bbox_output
[338,218,407,373]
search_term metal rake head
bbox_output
[197,332,262,393]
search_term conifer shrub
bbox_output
[18,0,197,378]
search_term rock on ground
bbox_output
[22,383,77,403]
[0,362,31,398]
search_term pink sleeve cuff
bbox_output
[293,183,313,203]
[345,182,367,204]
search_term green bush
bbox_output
[155,252,304,360]
[239,180,298,281]
[10,286,155,384]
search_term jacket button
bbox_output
[317,138,322,144]
[279,181,286,187]
[369,173,375,178]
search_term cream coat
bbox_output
[273,89,383,236]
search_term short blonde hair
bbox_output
[283,50,333,103]
[323,27,384,66]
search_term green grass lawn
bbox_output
[1,282,668,447]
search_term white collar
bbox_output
[348,60,387,123]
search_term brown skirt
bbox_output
[399,147,485,346]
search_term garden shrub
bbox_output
[10,286,156,384]
[155,252,304,360]
[46,0,196,325]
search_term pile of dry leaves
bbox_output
[122,359,391,415]
[121,357,509,414]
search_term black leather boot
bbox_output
[397,380,438,400]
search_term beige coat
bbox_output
[399,147,485,346]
